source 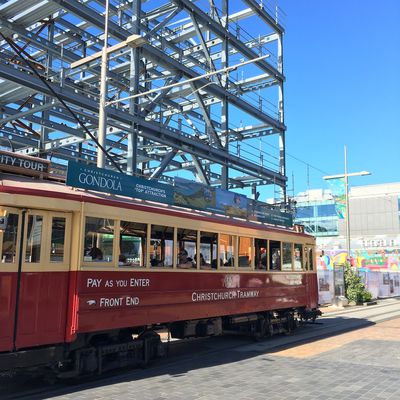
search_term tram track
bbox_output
[320,297,400,317]
[3,299,400,400]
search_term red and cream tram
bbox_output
[0,163,319,376]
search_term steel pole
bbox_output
[344,145,351,264]
[97,0,109,168]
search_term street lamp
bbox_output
[323,145,371,265]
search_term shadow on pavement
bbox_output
[1,315,379,400]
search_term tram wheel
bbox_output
[253,316,268,341]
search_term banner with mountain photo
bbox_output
[327,178,346,219]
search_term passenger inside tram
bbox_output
[224,257,234,266]
[150,257,164,267]
[197,253,210,269]
[257,249,267,269]
[118,254,132,266]
[271,253,280,270]
[88,246,103,261]
[177,248,193,269]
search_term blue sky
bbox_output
[281,0,400,195]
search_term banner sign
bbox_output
[67,162,293,227]
[327,178,346,219]
[248,200,293,226]
[173,177,216,210]
[0,150,50,177]
[66,161,173,203]
[174,177,291,225]
[215,188,248,218]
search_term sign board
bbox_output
[173,177,249,218]
[0,150,50,177]
[248,200,293,227]
[66,161,173,203]
[67,161,293,227]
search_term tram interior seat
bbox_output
[238,255,249,267]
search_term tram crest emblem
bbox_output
[223,274,240,288]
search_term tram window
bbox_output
[119,221,147,267]
[220,234,235,267]
[304,247,309,270]
[1,213,19,263]
[199,231,217,269]
[150,225,174,268]
[282,242,293,271]
[255,238,267,270]
[83,217,114,262]
[269,240,281,271]
[309,248,314,271]
[294,244,303,271]
[177,228,197,269]
[25,215,43,263]
[238,237,252,268]
[50,217,66,263]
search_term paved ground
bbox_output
[45,315,400,400]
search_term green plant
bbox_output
[343,263,373,303]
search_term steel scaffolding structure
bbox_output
[0,0,287,198]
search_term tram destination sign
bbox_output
[0,150,50,177]
[67,161,173,203]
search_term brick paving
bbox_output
[48,318,400,400]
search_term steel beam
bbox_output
[243,0,285,34]
[172,0,284,81]
[0,61,286,186]
[53,0,284,131]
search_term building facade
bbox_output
[294,182,400,271]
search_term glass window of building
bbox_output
[282,242,293,271]
[220,234,235,267]
[25,215,43,263]
[294,244,303,271]
[238,237,252,268]
[269,240,281,271]
[199,231,217,269]
[83,217,114,262]
[50,217,66,263]
[1,213,19,264]
[255,238,268,270]
[119,221,147,267]
[150,225,174,268]
[295,206,314,219]
[316,204,336,217]
[316,218,338,234]
[177,228,197,269]
[295,201,339,237]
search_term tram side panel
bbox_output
[0,272,17,352]
[306,272,319,309]
[74,270,311,334]
[15,271,70,349]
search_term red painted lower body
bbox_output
[75,271,319,334]
[0,271,70,352]
[1,270,319,353]
[0,272,16,352]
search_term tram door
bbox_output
[0,208,21,352]
[14,209,72,350]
